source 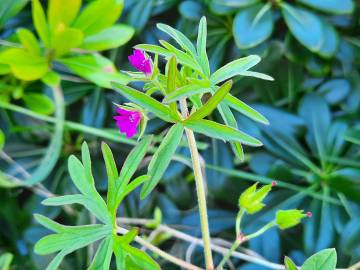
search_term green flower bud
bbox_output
[276,209,311,229]
[238,183,273,214]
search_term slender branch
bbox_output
[180,98,214,270]
[116,226,202,270]
[217,221,277,269]
[117,217,285,270]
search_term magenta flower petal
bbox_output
[114,108,142,138]
[128,49,152,76]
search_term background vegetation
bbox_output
[0,0,359,269]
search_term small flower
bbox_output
[238,183,272,214]
[306,211,313,218]
[128,49,152,76]
[272,181,277,187]
[114,108,142,138]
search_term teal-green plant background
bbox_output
[0,0,359,269]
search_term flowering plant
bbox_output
[32,17,319,270]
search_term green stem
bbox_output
[180,99,214,270]
[246,220,277,241]
[235,209,245,236]
[217,220,276,269]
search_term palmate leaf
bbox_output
[35,140,158,270]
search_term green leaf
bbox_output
[34,214,64,233]
[297,0,354,15]
[217,103,245,161]
[88,236,113,270]
[344,128,360,145]
[0,129,5,150]
[52,27,84,57]
[210,55,261,85]
[136,43,202,73]
[164,84,211,103]
[47,0,81,29]
[101,142,118,207]
[298,93,330,169]
[157,23,197,57]
[111,82,180,122]
[42,194,110,224]
[233,3,274,49]
[34,224,110,255]
[41,71,61,87]
[159,40,203,74]
[141,124,184,199]
[224,94,269,124]
[73,0,123,35]
[281,3,323,52]
[23,93,55,115]
[187,80,233,120]
[0,48,48,81]
[238,70,274,80]
[166,56,178,113]
[184,119,262,146]
[17,28,41,55]
[284,256,298,270]
[114,237,160,270]
[59,54,130,88]
[197,16,210,76]
[117,175,150,203]
[32,0,50,47]
[301,249,337,270]
[0,252,13,270]
[0,0,28,27]
[25,86,64,185]
[317,20,339,58]
[68,155,95,195]
[126,0,153,32]
[80,24,134,51]
[113,136,152,208]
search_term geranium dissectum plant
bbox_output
[111,16,274,270]
[34,17,312,270]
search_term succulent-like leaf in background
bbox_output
[0,0,133,87]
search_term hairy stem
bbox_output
[180,99,214,270]
[217,220,277,269]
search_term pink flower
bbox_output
[114,108,142,138]
[128,49,152,76]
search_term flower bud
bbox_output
[276,209,308,230]
[238,183,272,214]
